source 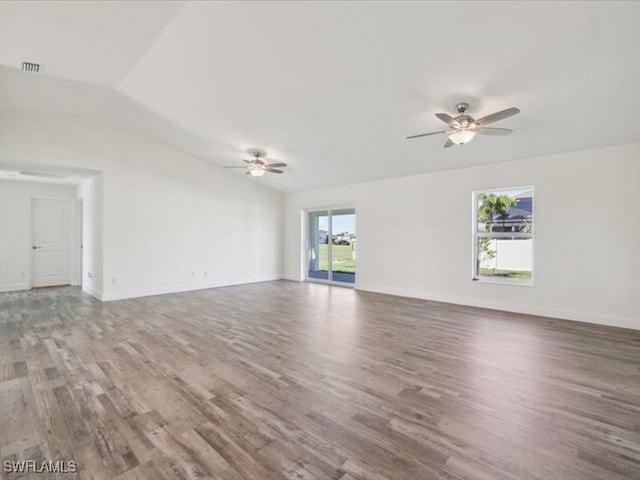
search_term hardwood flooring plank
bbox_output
[1,282,639,479]
[0,377,44,457]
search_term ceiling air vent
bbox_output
[21,62,40,73]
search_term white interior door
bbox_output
[31,198,72,288]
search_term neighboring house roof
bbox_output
[491,206,532,228]
[503,206,532,219]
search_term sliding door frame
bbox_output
[304,206,356,287]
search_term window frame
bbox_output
[471,186,534,286]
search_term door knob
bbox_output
[32,246,42,250]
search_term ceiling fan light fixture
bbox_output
[223,150,287,175]
[407,103,519,148]
[249,167,265,177]
[449,129,476,145]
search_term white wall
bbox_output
[3,110,637,329]
[0,112,284,301]
[78,175,104,298]
[285,143,640,329]
[0,179,77,292]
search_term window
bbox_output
[472,187,533,284]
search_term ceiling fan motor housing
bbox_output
[454,114,475,128]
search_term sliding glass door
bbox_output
[307,208,356,285]
[308,210,330,281]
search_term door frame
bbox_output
[29,196,81,289]
[74,198,83,287]
[304,206,357,287]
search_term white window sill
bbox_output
[472,277,535,287]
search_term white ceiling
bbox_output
[0,1,182,87]
[1,1,639,192]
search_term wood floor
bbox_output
[1,281,639,480]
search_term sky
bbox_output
[318,213,356,235]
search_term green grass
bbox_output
[479,268,532,280]
[317,244,356,273]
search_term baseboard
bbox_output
[0,283,29,293]
[83,286,103,301]
[101,274,283,302]
[355,283,640,331]
[282,273,302,281]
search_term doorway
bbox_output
[31,198,73,288]
[307,208,356,285]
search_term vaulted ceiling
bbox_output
[1,1,639,192]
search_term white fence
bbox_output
[479,239,532,271]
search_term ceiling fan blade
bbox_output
[444,138,455,148]
[474,107,520,126]
[266,162,287,168]
[474,127,513,136]
[243,159,254,164]
[406,130,448,139]
[435,113,457,126]
[265,168,284,174]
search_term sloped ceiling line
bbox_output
[1,1,639,192]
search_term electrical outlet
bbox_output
[191,272,195,278]
[112,277,118,286]
[88,272,93,279]
[20,271,25,279]
[204,270,208,277]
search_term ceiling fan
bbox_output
[407,102,520,148]
[224,151,287,177]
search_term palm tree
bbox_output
[478,193,515,232]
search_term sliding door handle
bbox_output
[32,246,42,250]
